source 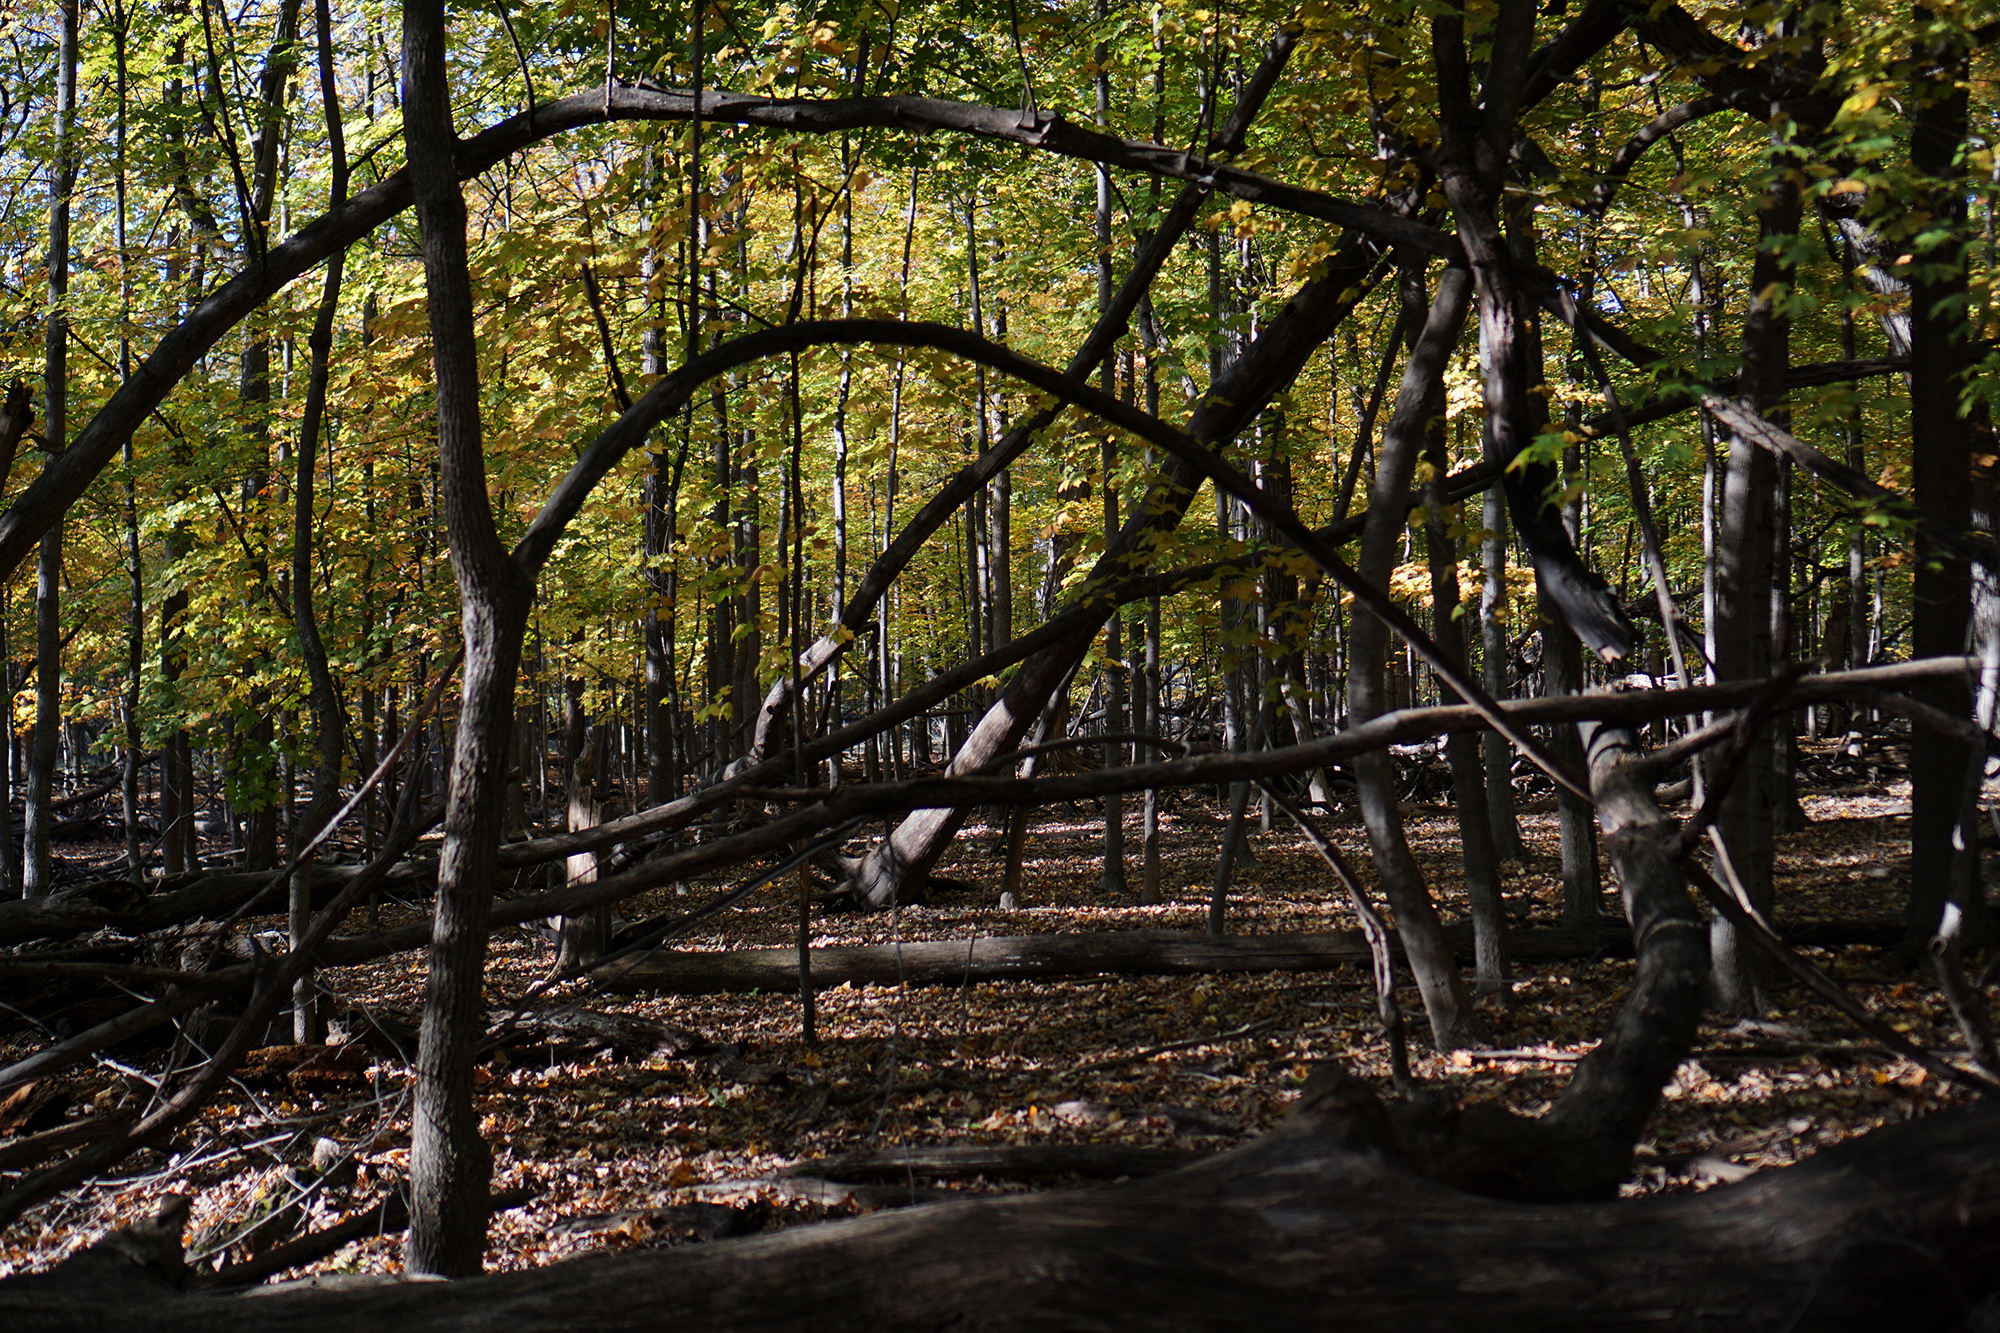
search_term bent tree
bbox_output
[0,0,1995,1310]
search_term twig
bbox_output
[1261,786,1412,1095]
[1682,861,2000,1098]
[1667,663,1809,861]
[1069,1019,1277,1076]
[190,1187,533,1291]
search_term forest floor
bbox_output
[0,761,1984,1281]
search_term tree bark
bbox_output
[1903,27,1977,955]
[1478,486,1525,861]
[401,0,535,1276]
[1425,431,1508,991]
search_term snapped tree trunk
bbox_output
[846,239,1387,908]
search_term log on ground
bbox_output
[0,864,427,950]
[4,1098,1996,1331]
[593,921,1907,994]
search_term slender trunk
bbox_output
[1710,145,1801,1013]
[285,0,351,1042]
[113,3,144,882]
[25,0,78,899]
[235,0,304,876]
[558,727,608,968]
[1904,27,1976,953]
[1426,422,1508,992]
[1479,487,1523,861]
[643,145,675,807]
[402,0,535,1276]
[1091,13,1128,897]
[1347,261,1479,1050]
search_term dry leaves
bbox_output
[0,780,1986,1281]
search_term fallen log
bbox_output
[334,1002,707,1066]
[4,1096,1996,1330]
[593,920,1908,994]
[0,863,431,950]
[785,1143,1205,1183]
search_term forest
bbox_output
[0,0,1998,1324]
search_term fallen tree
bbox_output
[4,1090,1995,1331]
[0,863,432,950]
[591,920,1908,994]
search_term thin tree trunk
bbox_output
[1710,126,1802,1014]
[1904,26,1977,954]
[402,0,536,1276]
[1479,487,1524,861]
[24,0,78,900]
[1093,9,1127,897]
[557,727,608,969]
[112,2,144,883]
[1347,261,1479,1050]
[1425,426,1508,992]
[287,0,351,1044]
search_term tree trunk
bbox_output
[848,240,1385,908]
[1541,602,1603,925]
[1346,261,1478,1050]
[1710,136,1801,1014]
[593,923,1687,995]
[1903,29,1976,955]
[401,0,536,1276]
[1479,486,1524,860]
[557,727,609,969]
[1425,432,1508,991]
[24,0,77,900]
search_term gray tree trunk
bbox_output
[1710,135,1801,1015]
[1479,487,1524,863]
[1346,262,1479,1051]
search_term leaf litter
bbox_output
[0,780,1983,1281]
